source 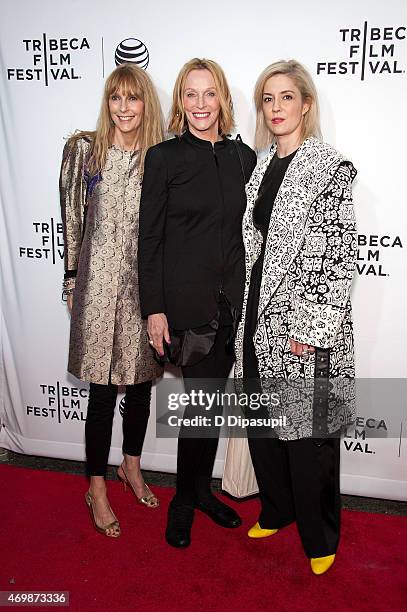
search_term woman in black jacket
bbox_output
[138,58,256,548]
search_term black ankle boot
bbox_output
[165,499,195,548]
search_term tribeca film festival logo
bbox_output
[27,382,88,423]
[356,234,403,277]
[342,417,387,454]
[317,22,406,79]
[7,35,90,84]
[19,218,64,264]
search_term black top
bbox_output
[138,130,257,330]
[253,150,297,235]
[243,150,296,379]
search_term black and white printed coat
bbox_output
[234,136,357,382]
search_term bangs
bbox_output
[107,70,144,100]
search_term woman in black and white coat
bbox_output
[234,60,357,575]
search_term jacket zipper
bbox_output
[213,143,225,295]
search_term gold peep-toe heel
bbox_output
[85,491,121,538]
[117,463,159,508]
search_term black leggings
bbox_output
[85,380,152,477]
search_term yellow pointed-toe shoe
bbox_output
[247,522,279,539]
[310,554,336,575]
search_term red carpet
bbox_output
[0,464,406,611]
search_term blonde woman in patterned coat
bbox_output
[60,64,164,537]
[234,60,357,574]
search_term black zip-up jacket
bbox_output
[138,130,257,330]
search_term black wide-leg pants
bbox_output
[175,323,234,503]
[248,435,341,558]
[85,380,152,477]
[244,331,340,558]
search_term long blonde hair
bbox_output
[168,58,235,137]
[68,63,164,176]
[254,59,322,151]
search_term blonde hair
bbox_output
[254,59,322,151]
[168,58,235,136]
[68,63,164,176]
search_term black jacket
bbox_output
[138,130,257,329]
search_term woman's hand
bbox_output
[67,294,73,314]
[147,313,170,357]
[289,339,315,360]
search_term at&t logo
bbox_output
[119,397,126,417]
[317,22,406,79]
[115,38,149,69]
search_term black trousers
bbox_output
[175,324,234,503]
[85,380,152,477]
[249,435,341,558]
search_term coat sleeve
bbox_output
[138,145,169,317]
[59,138,89,277]
[289,161,357,348]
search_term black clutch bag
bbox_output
[151,326,216,368]
[152,337,182,367]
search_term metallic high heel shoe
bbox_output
[117,463,159,508]
[84,491,121,538]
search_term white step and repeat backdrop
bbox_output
[1,0,406,500]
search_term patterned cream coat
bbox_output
[60,136,163,385]
[235,137,357,386]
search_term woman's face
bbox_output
[183,69,221,141]
[108,86,144,137]
[262,74,310,143]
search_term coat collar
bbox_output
[181,128,229,151]
[244,137,346,319]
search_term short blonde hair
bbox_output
[69,63,164,176]
[254,59,322,151]
[168,58,235,136]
